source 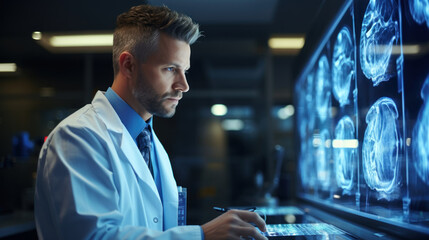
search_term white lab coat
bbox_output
[35,91,202,240]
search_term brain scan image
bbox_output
[315,55,332,121]
[362,97,401,197]
[305,72,316,133]
[408,0,429,28]
[316,129,332,189]
[413,74,429,185]
[334,116,356,191]
[300,139,316,188]
[332,27,355,106]
[360,0,400,86]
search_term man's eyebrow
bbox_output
[169,63,190,71]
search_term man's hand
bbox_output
[201,209,267,240]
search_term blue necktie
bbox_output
[137,126,153,176]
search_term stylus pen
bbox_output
[213,206,256,213]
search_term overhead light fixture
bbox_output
[268,36,305,49]
[268,35,305,55]
[332,139,359,149]
[277,105,295,120]
[33,31,113,53]
[395,45,420,55]
[32,31,42,40]
[221,119,244,131]
[49,34,113,47]
[0,63,17,72]
[371,44,421,55]
[211,104,228,116]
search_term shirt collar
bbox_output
[105,87,152,140]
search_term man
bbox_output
[34,4,267,240]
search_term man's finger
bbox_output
[233,225,268,240]
[230,210,267,232]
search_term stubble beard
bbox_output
[132,77,180,119]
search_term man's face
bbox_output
[132,33,191,119]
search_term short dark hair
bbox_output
[112,4,201,76]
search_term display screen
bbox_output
[258,206,304,216]
[263,223,354,240]
[295,0,429,235]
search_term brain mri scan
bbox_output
[315,55,332,121]
[413,74,429,185]
[408,0,429,28]
[305,72,316,133]
[360,0,399,86]
[316,129,332,189]
[334,116,356,191]
[294,0,429,233]
[362,97,401,197]
[300,139,317,188]
[332,27,355,106]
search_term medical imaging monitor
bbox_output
[294,0,429,239]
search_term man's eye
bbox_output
[166,67,175,72]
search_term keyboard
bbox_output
[262,223,348,239]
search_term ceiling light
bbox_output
[332,139,359,149]
[221,119,244,131]
[49,34,113,47]
[32,31,42,40]
[277,105,295,119]
[372,44,421,55]
[397,45,420,55]
[211,104,228,116]
[268,36,305,50]
[0,63,17,72]
[33,31,113,53]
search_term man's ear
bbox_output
[118,52,136,78]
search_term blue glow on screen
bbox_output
[408,0,429,28]
[360,0,399,86]
[362,97,401,198]
[332,27,354,106]
[316,129,332,189]
[315,55,331,121]
[294,0,429,234]
[299,139,317,188]
[413,74,429,185]
[306,73,316,132]
[334,116,356,191]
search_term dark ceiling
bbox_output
[0,0,324,56]
[0,0,344,104]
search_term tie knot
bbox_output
[137,126,152,150]
[137,126,152,168]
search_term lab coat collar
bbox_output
[92,91,162,204]
[92,91,123,139]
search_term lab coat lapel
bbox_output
[153,132,178,229]
[120,135,161,201]
[92,91,161,203]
